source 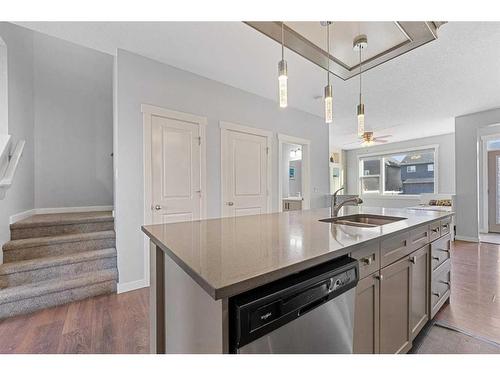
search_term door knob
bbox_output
[154,205,162,211]
[227,202,234,206]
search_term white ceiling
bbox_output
[15,21,500,149]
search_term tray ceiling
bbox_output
[246,21,445,80]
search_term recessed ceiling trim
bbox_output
[244,21,446,80]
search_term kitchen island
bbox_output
[142,206,453,354]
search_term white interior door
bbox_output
[151,114,202,224]
[222,125,270,217]
[488,150,500,233]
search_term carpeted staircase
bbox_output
[0,211,118,319]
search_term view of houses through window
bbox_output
[360,148,436,195]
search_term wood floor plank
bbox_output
[0,288,149,354]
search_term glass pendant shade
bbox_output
[357,103,365,136]
[278,59,288,108]
[324,84,333,124]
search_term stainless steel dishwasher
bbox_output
[229,256,359,354]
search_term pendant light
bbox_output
[278,22,288,108]
[324,22,333,124]
[354,35,367,137]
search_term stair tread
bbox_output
[0,269,118,304]
[0,248,116,275]
[11,211,113,230]
[3,230,115,251]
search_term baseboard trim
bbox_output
[9,209,36,224]
[454,235,479,243]
[10,205,114,224]
[117,278,149,294]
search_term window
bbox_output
[359,148,436,196]
[359,158,381,194]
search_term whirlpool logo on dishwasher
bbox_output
[260,312,273,321]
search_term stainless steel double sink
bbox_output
[319,214,406,228]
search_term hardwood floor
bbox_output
[0,287,149,354]
[0,240,498,354]
[436,240,500,344]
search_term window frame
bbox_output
[358,145,439,199]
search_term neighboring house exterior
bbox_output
[400,153,435,194]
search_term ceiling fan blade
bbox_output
[374,139,389,143]
[375,135,392,139]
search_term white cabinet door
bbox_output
[222,127,270,217]
[151,115,202,224]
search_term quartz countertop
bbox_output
[142,206,453,300]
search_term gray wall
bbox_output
[0,23,35,261]
[115,49,329,286]
[455,108,500,240]
[33,32,113,208]
[345,133,455,208]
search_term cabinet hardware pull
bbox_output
[409,256,416,264]
[432,291,441,297]
[432,228,439,233]
[361,257,372,265]
[374,274,383,281]
[432,256,440,260]
[153,205,162,211]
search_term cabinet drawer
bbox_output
[380,232,411,267]
[431,234,451,272]
[409,224,430,252]
[429,221,441,241]
[351,243,380,279]
[431,259,451,318]
[440,217,452,237]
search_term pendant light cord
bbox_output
[359,47,362,104]
[326,22,330,86]
[281,22,284,60]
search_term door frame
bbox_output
[220,121,273,217]
[480,133,500,233]
[142,104,207,282]
[277,133,311,212]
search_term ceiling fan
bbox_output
[345,131,392,147]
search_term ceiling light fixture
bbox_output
[354,34,367,137]
[278,22,288,108]
[323,21,333,124]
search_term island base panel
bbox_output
[150,242,228,354]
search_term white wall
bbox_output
[115,49,329,287]
[455,108,500,241]
[0,23,35,261]
[33,33,113,208]
[345,133,455,208]
[0,37,7,135]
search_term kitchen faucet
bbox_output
[332,186,345,206]
[331,196,363,218]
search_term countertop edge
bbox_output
[142,212,454,301]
